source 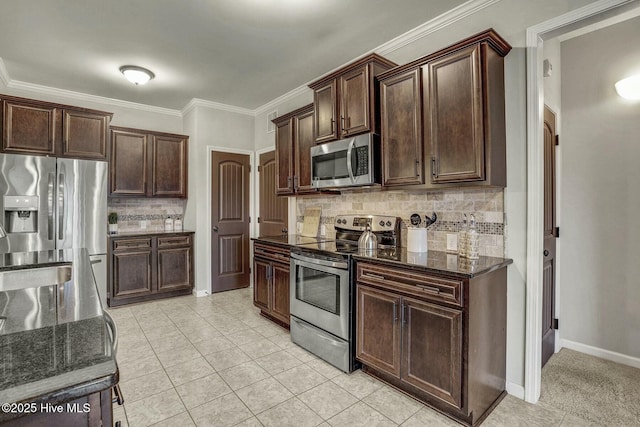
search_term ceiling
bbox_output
[0,0,468,111]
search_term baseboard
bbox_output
[506,382,525,399]
[193,289,209,298]
[561,339,640,369]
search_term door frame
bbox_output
[207,146,256,294]
[524,0,638,404]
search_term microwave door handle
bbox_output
[346,139,355,183]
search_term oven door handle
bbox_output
[290,252,348,269]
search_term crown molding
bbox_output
[182,97,254,117]
[0,58,10,87]
[253,85,311,117]
[376,0,503,56]
[251,0,501,115]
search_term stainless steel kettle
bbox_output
[358,224,378,251]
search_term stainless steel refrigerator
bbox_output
[0,153,108,304]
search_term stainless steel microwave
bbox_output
[310,134,380,189]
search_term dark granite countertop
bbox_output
[253,234,512,278]
[353,248,512,278]
[252,234,329,248]
[0,249,118,421]
[108,229,194,238]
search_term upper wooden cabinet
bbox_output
[272,103,316,196]
[109,126,188,198]
[379,29,511,189]
[0,94,112,159]
[62,109,111,160]
[309,54,396,144]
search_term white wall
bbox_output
[184,105,255,294]
[559,16,640,358]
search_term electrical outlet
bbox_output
[320,224,326,236]
[140,220,147,229]
[447,233,458,252]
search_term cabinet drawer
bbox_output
[253,242,290,264]
[357,262,462,307]
[112,238,152,251]
[158,235,192,248]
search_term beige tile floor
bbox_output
[108,288,633,427]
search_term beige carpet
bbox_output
[540,348,640,426]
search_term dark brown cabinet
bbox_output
[272,103,315,196]
[309,54,396,144]
[62,109,111,160]
[380,67,423,186]
[1,94,112,159]
[109,126,188,198]
[252,241,290,327]
[356,260,507,426]
[378,29,511,189]
[108,232,193,307]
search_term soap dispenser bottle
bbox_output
[458,214,468,258]
[467,214,479,260]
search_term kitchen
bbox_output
[1,0,640,426]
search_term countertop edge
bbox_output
[108,230,194,238]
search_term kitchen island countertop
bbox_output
[0,248,118,422]
[108,229,194,238]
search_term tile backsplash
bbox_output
[107,198,186,232]
[296,188,505,258]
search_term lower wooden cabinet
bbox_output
[252,241,290,327]
[108,232,193,307]
[356,260,507,427]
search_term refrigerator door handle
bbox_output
[58,174,65,240]
[47,173,55,241]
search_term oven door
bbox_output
[289,252,350,340]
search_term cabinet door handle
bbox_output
[431,158,437,177]
[341,116,346,132]
[393,302,398,322]
[363,273,385,281]
[293,176,298,190]
[330,118,335,133]
[416,160,420,177]
[401,304,407,324]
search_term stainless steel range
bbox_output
[289,214,401,372]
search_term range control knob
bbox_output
[386,221,392,227]
[379,220,385,227]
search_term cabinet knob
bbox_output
[543,249,549,257]
[213,226,219,232]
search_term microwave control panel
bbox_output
[354,146,369,176]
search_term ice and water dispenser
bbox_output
[3,195,39,234]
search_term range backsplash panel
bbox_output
[296,189,505,258]
[107,198,186,232]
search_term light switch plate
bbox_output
[447,233,458,252]
[140,220,147,229]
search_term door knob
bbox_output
[543,249,549,256]
[213,226,219,232]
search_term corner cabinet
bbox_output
[252,241,290,327]
[108,232,193,307]
[109,126,188,198]
[272,104,316,196]
[379,29,511,189]
[1,94,112,159]
[355,260,507,427]
[309,54,397,144]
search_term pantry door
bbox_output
[258,150,288,236]
[211,151,250,292]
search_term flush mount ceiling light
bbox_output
[615,74,640,100]
[119,65,155,85]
